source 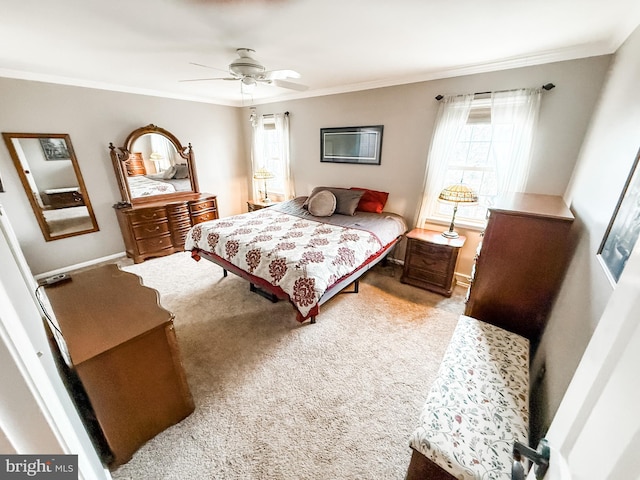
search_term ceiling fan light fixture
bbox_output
[229,48,265,77]
[241,76,257,92]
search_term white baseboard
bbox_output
[387,256,404,266]
[455,273,472,289]
[35,252,127,280]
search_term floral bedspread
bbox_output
[185,208,383,319]
[410,315,529,480]
[127,175,176,197]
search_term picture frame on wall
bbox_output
[39,137,71,161]
[320,125,383,165]
[598,147,640,283]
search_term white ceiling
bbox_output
[1,0,639,107]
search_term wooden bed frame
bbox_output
[191,236,400,323]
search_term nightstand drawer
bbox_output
[407,241,454,274]
[403,267,449,288]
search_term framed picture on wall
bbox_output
[598,147,640,283]
[39,137,71,161]
[320,125,383,165]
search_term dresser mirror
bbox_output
[109,124,199,205]
[2,132,99,241]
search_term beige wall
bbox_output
[0,78,245,274]
[531,23,640,442]
[243,56,611,275]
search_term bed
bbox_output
[185,189,407,323]
[127,174,176,197]
[127,172,192,198]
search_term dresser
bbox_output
[44,264,194,468]
[401,228,466,297]
[42,187,85,209]
[115,193,218,263]
[465,193,574,343]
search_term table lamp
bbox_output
[253,168,275,203]
[149,152,164,172]
[438,183,478,238]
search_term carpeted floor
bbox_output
[109,252,465,480]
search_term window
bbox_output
[250,112,294,202]
[258,119,286,195]
[417,89,541,228]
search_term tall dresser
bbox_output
[115,193,218,264]
[465,193,574,344]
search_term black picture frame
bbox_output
[598,147,640,283]
[320,125,383,165]
[39,137,71,161]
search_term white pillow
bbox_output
[163,165,177,179]
[307,190,336,217]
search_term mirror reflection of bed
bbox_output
[126,133,192,199]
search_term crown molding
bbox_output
[252,43,616,105]
[0,68,239,107]
[0,42,618,108]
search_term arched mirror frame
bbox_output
[108,124,200,206]
[2,132,100,242]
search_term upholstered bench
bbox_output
[406,315,530,480]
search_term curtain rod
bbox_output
[256,111,290,118]
[435,83,555,101]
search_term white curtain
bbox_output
[150,135,175,171]
[491,88,541,194]
[250,114,266,201]
[251,112,295,201]
[274,113,295,200]
[415,94,474,227]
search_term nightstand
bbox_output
[247,200,277,212]
[401,228,466,297]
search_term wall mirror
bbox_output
[109,124,199,205]
[2,132,99,241]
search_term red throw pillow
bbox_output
[350,187,389,213]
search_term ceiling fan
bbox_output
[180,48,308,93]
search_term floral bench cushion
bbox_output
[409,315,530,480]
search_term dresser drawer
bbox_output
[136,234,173,254]
[132,220,170,240]
[188,198,217,214]
[191,211,217,224]
[128,208,167,225]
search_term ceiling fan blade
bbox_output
[178,77,238,82]
[189,62,230,73]
[272,79,309,91]
[262,69,301,80]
